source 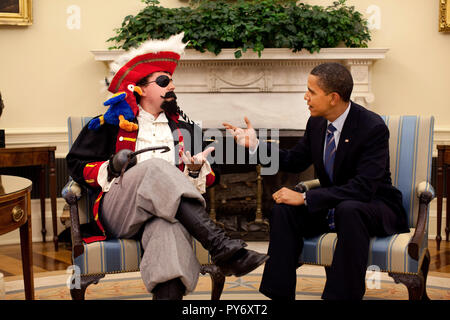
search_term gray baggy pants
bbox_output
[101,158,206,294]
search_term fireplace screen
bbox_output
[204,129,314,241]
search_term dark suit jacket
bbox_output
[260,101,409,235]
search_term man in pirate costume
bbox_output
[66,33,268,300]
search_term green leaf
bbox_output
[108,0,371,55]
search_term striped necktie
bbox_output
[324,123,337,230]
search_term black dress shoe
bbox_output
[217,249,269,277]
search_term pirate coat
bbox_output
[66,112,218,242]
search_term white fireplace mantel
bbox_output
[92,47,389,61]
[92,48,388,129]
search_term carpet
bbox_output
[3,265,450,300]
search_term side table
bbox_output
[0,175,34,300]
[0,146,58,250]
[436,145,450,251]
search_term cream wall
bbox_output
[0,1,448,243]
[0,0,186,156]
[0,0,448,151]
[309,0,450,139]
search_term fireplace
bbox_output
[92,47,387,240]
[93,48,388,130]
[202,129,315,240]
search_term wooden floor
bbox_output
[0,239,449,277]
[0,242,73,277]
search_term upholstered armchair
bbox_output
[62,117,226,300]
[296,115,435,300]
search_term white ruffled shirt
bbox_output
[135,108,176,164]
[97,107,212,194]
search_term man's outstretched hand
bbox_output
[223,117,258,150]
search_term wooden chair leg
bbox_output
[389,273,423,300]
[389,250,430,300]
[419,250,431,300]
[70,274,105,300]
[201,264,225,300]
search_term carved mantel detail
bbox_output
[92,48,388,129]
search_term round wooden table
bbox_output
[0,175,34,300]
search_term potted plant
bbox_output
[107,0,371,58]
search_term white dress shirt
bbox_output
[323,102,351,162]
[135,107,176,164]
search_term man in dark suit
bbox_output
[223,63,409,300]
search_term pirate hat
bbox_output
[107,33,187,114]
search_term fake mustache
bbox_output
[161,91,177,100]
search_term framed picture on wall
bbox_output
[440,0,450,32]
[0,0,32,26]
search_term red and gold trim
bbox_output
[206,170,216,187]
[83,161,106,188]
[176,127,185,171]
[82,191,107,244]
[115,128,138,153]
[92,191,106,234]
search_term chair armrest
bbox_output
[408,182,434,260]
[416,181,435,200]
[62,185,85,259]
[293,179,321,193]
[61,179,82,199]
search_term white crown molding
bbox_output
[92,47,390,62]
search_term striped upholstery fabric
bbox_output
[74,238,210,276]
[193,240,212,265]
[66,117,95,225]
[68,117,93,149]
[299,116,434,275]
[299,230,418,274]
[382,115,434,228]
[66,117,211,276]
[74,239,142,275]
[75,239,211,276]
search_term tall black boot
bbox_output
[152,278,185,300]
[176,197,269,277]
